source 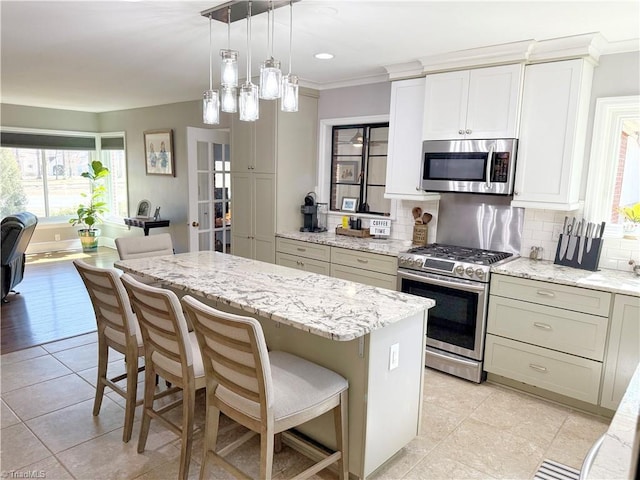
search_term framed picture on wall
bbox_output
[336,160,360,184]
[144,129,175,176]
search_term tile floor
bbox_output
[1,333,610,479]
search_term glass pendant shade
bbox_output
[259,58,282,100]
[221,85,238,113]
[281,74,299,112]
[239,82,259,121]
[203,89,220,124]
[220,49,239,87]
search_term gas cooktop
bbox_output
[398,243,515,282]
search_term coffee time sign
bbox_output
[370,219,391,236]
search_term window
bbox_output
[0,129,128,221]
[584,96,640,229]
[330,123,390,215]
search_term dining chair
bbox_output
[115,233,174,285]
[115,233,174,260]
[73,259,144,443]
[181,295,349,480]
[120,273,205,480]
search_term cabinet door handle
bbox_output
[536,289,555,298]
[357,258,369,264]
[533,322,552,330]
[296,247,306,252]
[466,129,472,134]
[529,364,548,373]
[458,129,464,135]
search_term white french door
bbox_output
[186,127,231,253]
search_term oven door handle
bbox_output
[399,270,487,294]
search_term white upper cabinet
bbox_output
[512,59,594,210]
[385,78,441,200]
[423,64,523,140]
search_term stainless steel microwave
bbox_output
[421,139,518,195]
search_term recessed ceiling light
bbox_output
[314,53,334,60]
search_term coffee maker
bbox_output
[300,192,327,232]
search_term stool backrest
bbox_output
[182,295,272,421]
[73,259,137,347]
[120,273,194,384]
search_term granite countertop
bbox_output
[586,361,640,480]
[492,258,640,297]
[276,231,413,257]
[115,251,434,341]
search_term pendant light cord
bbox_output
[227,6,231,49]
[246,1,252,81]
[208,15,213,90]
[269,1,275,59]
[288,1,293,74]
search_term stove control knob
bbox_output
[413,259,423,268]
[475,268,486,279]
[454,265,465,276]
[465,267,475,277]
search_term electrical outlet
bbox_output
[54,234,61,241]
[552,224,563,241]
[389,343,399,371]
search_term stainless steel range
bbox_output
[397,194,523,383]
[398,244,514,283]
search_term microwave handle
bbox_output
[485,144,494,189]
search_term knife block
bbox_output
[553,234,603,271]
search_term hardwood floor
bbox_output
[0,247,120,354]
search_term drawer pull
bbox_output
[529,364,548,373]
[536,289,556,298]
[296,247,306,252]
[357,258,369,264]
[533,322,552,330]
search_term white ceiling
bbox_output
[1,0,639,113]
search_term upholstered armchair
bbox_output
[1,212,38,302]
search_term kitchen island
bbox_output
[115,251,434,479]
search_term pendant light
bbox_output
[239,1,259,121]
[259,2,282,100]
[281,0,298,112]
[203,14,220,124]
[220,6,238,113]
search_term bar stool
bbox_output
[181,295,349,480]
[73,259,144,443]
[120,273,205,480]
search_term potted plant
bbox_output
[69,160,110,252]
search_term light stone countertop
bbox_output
[276,231,414,257]
[491,258,640,297]
[115,251,434,342]
[586,361,640,480]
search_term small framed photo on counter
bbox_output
[136,199,152,218]
[341,196,358,213]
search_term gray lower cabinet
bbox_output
[275,238,398,289]
[600,294,640,410]
[330,247,397,290]
[485,274,611,404]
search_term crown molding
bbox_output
[528,32,607,65]
[381,32,626,82]
[418,40,534,74]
